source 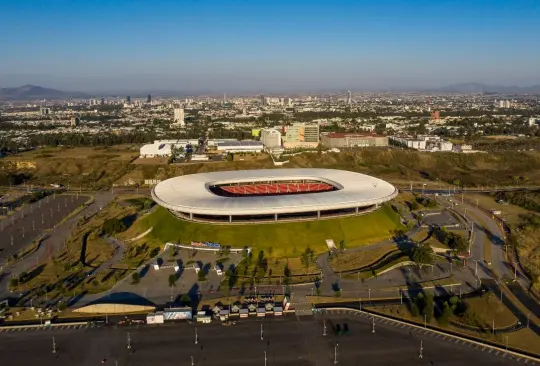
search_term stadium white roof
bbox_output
[152,169,398,217]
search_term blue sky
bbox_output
[1,0,539,93]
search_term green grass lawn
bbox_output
[124,205,404,257]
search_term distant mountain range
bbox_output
[431,82,540,94]
[1,83,540,100]
[0,84,88,100]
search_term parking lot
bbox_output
[419,208,460,228]
[0,312,530,365]
[0,194,89,262]
[112,246,244,302]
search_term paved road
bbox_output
[0,194,90,263]
[0,314,529,365]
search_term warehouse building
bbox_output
[320,133,388,148]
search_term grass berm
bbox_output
[121,204,404,257]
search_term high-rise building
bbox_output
[260,129,282,149]
[40,107,51,115]
[126,96,131,104]
[147,94,152,104]
[283,123,319,148]
[100,97,105,105]
[173,108,185,126]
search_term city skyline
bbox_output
[1,0,540,92]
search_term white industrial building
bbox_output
[140,139,263,158]
[260,128,282,148]
[216,140,263,153]
[390,135,453,152]
[139,140,198,158]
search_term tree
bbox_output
[131,272,140,284]
[411,244,433,265]
[410,303,420,317]
[180,294,191,305]
[102,218,127,235]
[437,301,452,326]
[168,274,177,287]
[197,270,206,281]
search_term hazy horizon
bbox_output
[2,0,540,93]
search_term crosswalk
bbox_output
[0,323,100,333]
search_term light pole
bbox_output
[191,356,194,366]
[474,260,478,277]
[260,323,264,340]
[127,332,131,349]
[195,327,198,344]
[419,341,423,359]
[334,343,339,364]
[372,317,375,334]
[368,288,371,301]
[323,320,327,336]
[52,336,57,354]
[265,351,267,366]
[424,314,427,328]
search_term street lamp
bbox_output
[419,341,423,359]
[52,336,57,354]
[424,314,427,328]
[372,317,375,334]
[334,343,339,364]
[260,323,264,340]
[126,332,131,349]
[195,327,198,344]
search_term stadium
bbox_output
[151,168,398,224]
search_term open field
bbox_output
[121,205,404,257]
[0,146,139,190]
[5,145,140,161]
[464,193,530,226]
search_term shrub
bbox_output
[131,272,140,284]
[102,218,127,235]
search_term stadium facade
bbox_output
[151,168,398,224]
